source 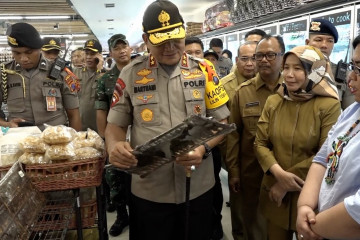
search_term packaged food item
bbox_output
[72,147,102,161]
[18,153,48,165]
[18,135,48,153]
[45,143,75,161]
[42,125,77,144]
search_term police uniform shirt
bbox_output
[95,66,120,111]
[107,53,230,203]
[0,55,79,129]
[73,67,102,131]
[217,55,232,78]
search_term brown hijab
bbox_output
[278,45,339,101]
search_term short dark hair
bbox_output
[209,38,223,49]
[259,35,285,54]
[185,36,204,50]
[353,35,360,49]
[222,49,232,60]
[245,29,266,40]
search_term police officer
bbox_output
[42,37,61,62]
[209,38,233,78]
[306,18,354,109]
[0,22,81,130]
[105,1,230,239]
[73,39,104,131]
[95,33,132,237]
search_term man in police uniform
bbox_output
[73,39,104,131]
[42,37,61,62]
[221,40,257,240]
[95,33,132,237]
[226,35,285,240]
[209,38,233,78]
[0,22,81,130]
[105,1,230,239]
[306,18,354,109]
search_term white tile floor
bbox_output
[107,168,232,240]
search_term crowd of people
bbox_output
[1,0,360,239]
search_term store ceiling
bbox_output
[0,0,219,53]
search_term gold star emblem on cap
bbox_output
[158,10,170,27]
[7,36,18,46]
[87,40,95,47]
[49,39,56,45]
[310,22,321,31]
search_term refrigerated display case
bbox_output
[279,17,308,52]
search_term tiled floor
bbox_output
[107,168,232,240]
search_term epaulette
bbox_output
[220,72,236,84]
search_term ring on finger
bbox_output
[299,234,304,239]
[190,165,196,171]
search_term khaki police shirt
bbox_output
[0,56,79,130]
[107,53,230,203]
[73,67,102,131]
[225,73,282,185]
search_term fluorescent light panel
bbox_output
[0,15,70,20]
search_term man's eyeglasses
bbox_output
[348,62,360,75]
[254,52,283,61]
[239,56,255,63]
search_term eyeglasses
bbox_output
[348,62,360,75]
[254,52,283,61]
[239,56,255,63]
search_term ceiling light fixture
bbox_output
[105,3,115,8]
[0,15,71,20]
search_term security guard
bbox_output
[306,18,354,109]
[0,22,81,131]
[95,33,132,237]
[42,37,61,61]
[73,39,104,131]
[105,1,230,239]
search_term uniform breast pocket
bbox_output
[42,87,63,110]
[183,88,206,117]
[242,103,261,133]
[7,86,25,113]
[132,93,162,127]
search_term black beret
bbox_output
[108,34,129,49]
[84,39,102,53]
[42,37,61,51]
[309,18,338,43]
[204,49,219,60]
[7,22,43,49]
[142,0,185,46]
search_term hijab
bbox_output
[278,45,339,101]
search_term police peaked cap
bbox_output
[7,22,43,49]
[42,37,61,51]
[309,18,339,43]
[84,39,102,53]
[142,0,185,46]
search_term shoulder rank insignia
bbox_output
[136,69,154,85]
[111,78,126,108]
[181,53,189,68]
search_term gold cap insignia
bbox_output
[310,22,321,31]
[158,10,170,27]
[7,36,18,46]
[49,39,56,45]
[87,40,95,47]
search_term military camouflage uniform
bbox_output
[95,65,129,219]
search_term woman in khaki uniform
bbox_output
[254,45,341,240]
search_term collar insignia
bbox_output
[158,10,170,27]
[310,22,321,31]
[149,54,157,68]
[181,53,188,68]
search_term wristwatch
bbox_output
[202,143,212,159]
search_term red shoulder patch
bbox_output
[64,67,80,92]
[111,78,126,108]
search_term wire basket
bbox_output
[69,199,97,229]
[25,156,105,192]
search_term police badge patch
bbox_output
[111,78,126,108]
